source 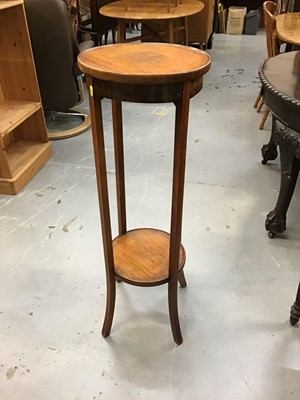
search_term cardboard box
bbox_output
[226,6,247,35]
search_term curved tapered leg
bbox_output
[102,277,116,337]
[290,282,300,326]
[87,76,117,338]
[168,279,183,345]
[178,270,187,288]
[168,82,192,345]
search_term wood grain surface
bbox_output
[113,229,186,285]
[78,42,211,84]
[276,13,300,46]
[100,0,204,20]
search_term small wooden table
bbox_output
[100,0,204,44]
[275,12,300,46]
[78,43,211,344]
[259,51,300,237]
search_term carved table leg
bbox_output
[261,115,278,164]
[290,282,300,326]
[265,130,300,238]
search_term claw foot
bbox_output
[290,304,300,326]
[261,143,278,164]
[265,209,286,236]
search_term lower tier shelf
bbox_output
[0,140,52,195]
[113,228,186,286]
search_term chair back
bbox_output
[263,1,280,59]
[25,0,80,112]
[76,0,117,44]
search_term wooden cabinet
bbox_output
[0,0,51,195]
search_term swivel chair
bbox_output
[25,0,91,139]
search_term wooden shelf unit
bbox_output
[0,0,51,195]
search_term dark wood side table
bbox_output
[259,51,300,238]
[78,43,211,345]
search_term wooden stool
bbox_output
[78,43,211,345]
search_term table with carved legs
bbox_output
[259,50,300,328]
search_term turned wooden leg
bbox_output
[87,76,116,337]
[257,97,264,113]
[167,21,174,43]
[183,17,188,46]
[254,89,262,108]
[261,115,278,164]
[290,282,300,326]
[117,20,126,43]
[259,107,270,130]
[265,138,300,238]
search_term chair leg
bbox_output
[254,88,262,108]
[257,97,264,113]
[290,282,300,326]
[178,270,187,288]
[259,107,270,130]
[168,279,183,345]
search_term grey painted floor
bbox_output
[1,33,300,400]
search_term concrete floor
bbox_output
[1,33,300,399]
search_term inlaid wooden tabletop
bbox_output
[77,42,211,84]
[100,0,204,21]
[276,12,300,46]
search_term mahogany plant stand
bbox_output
[78,42,211,345]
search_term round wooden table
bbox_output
[100,0,204,44]
[275,12,300,47]
[259,51,300,237]
[78,43,211,345]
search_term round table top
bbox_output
[77,43,211,84]
[261,51,300,103]
[100,0,204,20]
[275,12,300,46]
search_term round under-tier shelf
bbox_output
[113,228,186,286]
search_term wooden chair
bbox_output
[76,0,117,45]
[255,1,280,129]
